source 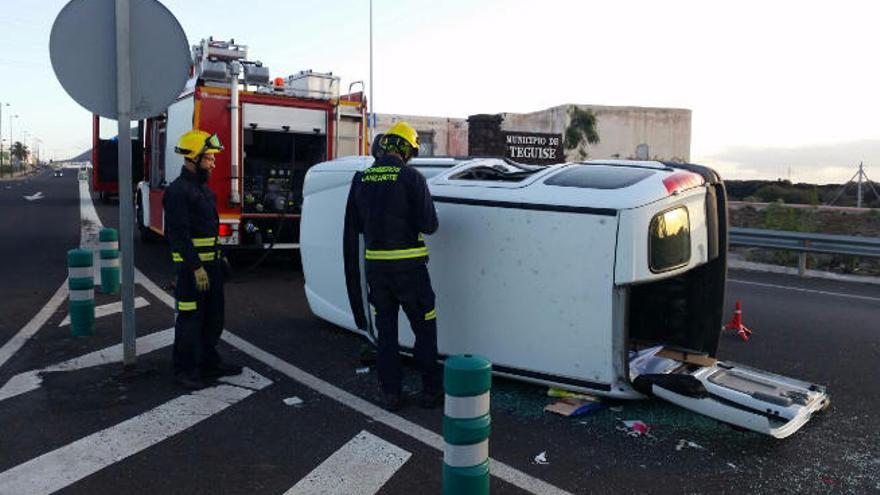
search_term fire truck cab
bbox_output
[135,37,368,249]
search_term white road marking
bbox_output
[729,278,880,303]
[58,296,150,327]
[23,191,44,201]
[79,179,103,285]
[0,281,68,371]
[285,430,411,495]
[123,202,574,495]
[0,329,174,403]
[222,332,572,495]
[0,368,271,495]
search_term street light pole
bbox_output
[9,114,17,170]
[0,102,4,177]
[369,0,374,138]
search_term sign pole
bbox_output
[115,0,137,366]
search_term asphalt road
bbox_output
[0,169,877,494]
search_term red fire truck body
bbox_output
[134,37,367,250]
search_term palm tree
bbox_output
[564,107,600,160]
[10,141,29,164]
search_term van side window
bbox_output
[649,207,690,272]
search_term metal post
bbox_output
[0,102,4,176]
[857,162,864,209]
[9,114,15,171]
[116,0,137,367]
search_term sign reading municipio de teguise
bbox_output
[504,131,564,165]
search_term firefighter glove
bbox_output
[194,266,210,291]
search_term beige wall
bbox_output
[378,103,691,161]
[501,104,691,162]
[374,114,468,156]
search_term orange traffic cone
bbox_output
[724,300,752,341]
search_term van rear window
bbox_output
[649,207,690,272]
[544,166,654,189]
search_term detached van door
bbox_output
[637,362,829,438]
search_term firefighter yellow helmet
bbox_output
[385,121,420,149]
[174,130,223,160]
[380,121,420,159]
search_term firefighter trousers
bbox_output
[173,262,225,375]
[367,265,442,395]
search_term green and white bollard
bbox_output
[443,354,492,495]
[99,228,120,294]
[67,248,95,336]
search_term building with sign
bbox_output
[376,103,691,163]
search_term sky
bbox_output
[1,0,878,184]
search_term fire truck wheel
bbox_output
[137,198,160,243]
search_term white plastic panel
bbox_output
[243,103,326,134]
[652,363,829,438]
[164,96,195,183]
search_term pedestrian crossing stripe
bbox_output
[0,368,272,495]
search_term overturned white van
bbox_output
[300,157,829,438]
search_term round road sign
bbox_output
[49,0,190,120]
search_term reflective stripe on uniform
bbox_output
[192,237,217,247]
[177,301,197,311]
[444,393,490,419]
[424,308,437,321]
[364,246,429,260]
[172,251,217,262]
[69,288,94,301]
[443,439,489,468]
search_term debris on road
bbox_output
[547,387,598,401]
[355,366,370,375]
[545,398,603,417]
[618,420,654,437]
[533,451,549,465]
[283,396,304,406]
[675,439,706,451]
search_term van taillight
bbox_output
[663,172,704,195]
[218,224,233,237]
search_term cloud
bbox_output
[695,139,880,184]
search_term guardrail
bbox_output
[729,227,880,276]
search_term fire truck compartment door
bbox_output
[642,362,829,438]
[243,103,326,134]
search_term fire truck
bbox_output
[128,37,368,249]
[90,118,144,203]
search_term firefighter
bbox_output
[348,122,442,410]
[164,130,241,389]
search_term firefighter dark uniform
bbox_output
[163,161,226,380]
[349,151,442,404]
